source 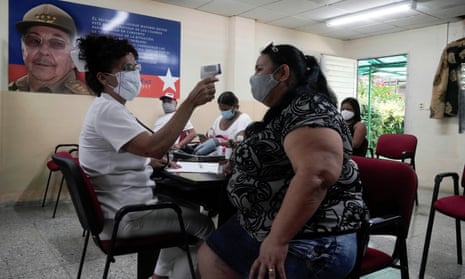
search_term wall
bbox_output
[0,0,347,205]
[344,21,465,187]
[3,0,462,205]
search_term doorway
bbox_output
[357,54,408,149]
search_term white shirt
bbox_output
[152,112,194,144]
[79,93,154,219]
[207,113,252,140]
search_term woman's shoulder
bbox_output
[353,121,367,130]
[237,112,252,121]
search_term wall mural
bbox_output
[8,0,181,98]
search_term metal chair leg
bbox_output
[77,230,90,279]
[52,176,65,218]
[455,218,462,264]
[41,170,54,207]
[419,208,436,279]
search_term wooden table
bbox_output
[155,170,236,226]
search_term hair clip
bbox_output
[264,42,278,53]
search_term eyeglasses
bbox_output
[22,33,68,50]
[122,63,142,72]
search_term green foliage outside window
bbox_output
[358,81,405,148]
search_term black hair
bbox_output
[217,91,239,107]
[341,97,362,122]
[75,33,138,96]
[257,43,337,125]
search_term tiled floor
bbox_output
[1,187,465,279]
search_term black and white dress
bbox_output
[227,93,369,241]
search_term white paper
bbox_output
[166,161,220,173]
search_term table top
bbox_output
[161,170,228,186]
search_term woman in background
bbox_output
[193,91,252,155]
[340,97,368,157]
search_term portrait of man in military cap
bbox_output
[8,3,93,95]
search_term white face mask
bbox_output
[162,102,176,113]
[108,70,141,101]
[341,110,355,121]
[249,68,280,102]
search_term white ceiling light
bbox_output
[326,0,416,27]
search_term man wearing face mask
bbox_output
[193,91,252,155]
[153,92,197,152]
[76,34,217,279]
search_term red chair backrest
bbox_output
[352,156,418,236]
[52,152,105,235]
[375,134,417,160]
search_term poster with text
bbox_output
[8,0,181,98]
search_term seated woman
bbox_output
[197,43,369,279]
[75,34,217,279]
[193,91,252,155]
[340,97,368,157]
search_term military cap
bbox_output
[16,4,76,37]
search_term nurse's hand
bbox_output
[185,76,219,107]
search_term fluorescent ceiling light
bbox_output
[326,0,416,27]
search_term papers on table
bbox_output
[165,161,220,174]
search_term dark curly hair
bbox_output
[75,34,138,96]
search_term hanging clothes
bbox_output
[430,37,465,120]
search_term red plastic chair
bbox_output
[374,133,418,204]
[51,152,198,279]
[350,156,418,279]
[374,133,417,169]
[418,165,465,279]
[42,144,79,218]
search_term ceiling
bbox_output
[154,0,465,40]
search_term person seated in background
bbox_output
[197,43,369,279]
[193,91,252,155]
[153,92,197,153]
[75,33,217,279]
[340,97,368,157]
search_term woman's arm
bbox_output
[122,77,218,158]
[175,127,197,149]
[352,121,367,148]
[271,126,343,244]
[249,126,343,279]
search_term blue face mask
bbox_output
[221,109,235,120]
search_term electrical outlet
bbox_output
[419,103,424,110]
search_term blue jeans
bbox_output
[206,215,356,279]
